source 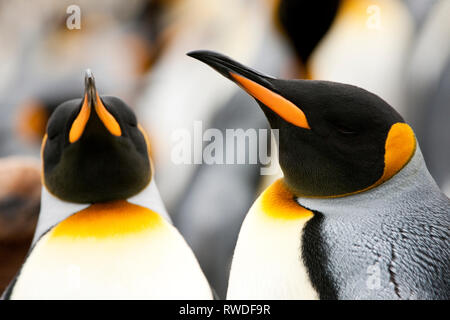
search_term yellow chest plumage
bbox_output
[227,179,318,299]
[50,200,163,239]
[10,201,212,300]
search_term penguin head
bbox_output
[188,50,416,197]
[42,70,151,203]
[276,0,341,63]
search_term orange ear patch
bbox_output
[69,94,91,143]
[231,73,310,129]
[95,94,122,137]
[378,122,416,184]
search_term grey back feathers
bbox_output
[299,146,450,299]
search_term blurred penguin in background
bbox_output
[137,0,344,296]
[308,0,414,115]
[403,0,450,196]
[275,0,341,78]
[137,0,291,210]
[136,0,296,297]
[0,0,169,158]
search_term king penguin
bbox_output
[2,70,213,300]
[188,50,450,300]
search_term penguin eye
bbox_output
[333,123,357,135]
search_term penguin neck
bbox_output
[32,179,171,245]
[295,146,443,217]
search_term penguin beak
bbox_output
[187,50,310,129]
[69,70,122,143]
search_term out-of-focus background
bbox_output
[0,0,449,298]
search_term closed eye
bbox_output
[333,123,357,135]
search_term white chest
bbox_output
[10,204,212,300]
[227,202,318,299]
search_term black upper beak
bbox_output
[84,69,97,108]
[188,50,311,130]
[69,69,122,143]
[187,50,276,92]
